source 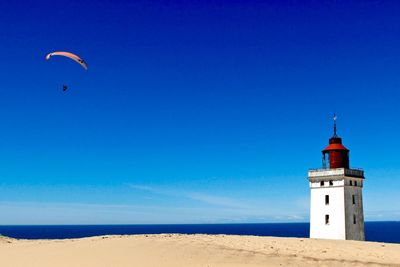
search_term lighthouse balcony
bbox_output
[308,168,364,179]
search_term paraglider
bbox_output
[45,51,87,92]
[45,51,88,70]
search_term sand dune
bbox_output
[0,234,399,266]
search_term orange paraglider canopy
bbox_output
[46,51,88,70]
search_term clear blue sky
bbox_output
[1,0,400,224]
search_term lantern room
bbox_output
[322,116,350,169]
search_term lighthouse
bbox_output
[308,116,365,240]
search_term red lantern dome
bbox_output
[322,115,350,169]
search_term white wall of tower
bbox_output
[309,180,346,240]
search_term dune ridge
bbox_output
[0,234,399,266]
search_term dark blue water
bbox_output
[0,222,399,243]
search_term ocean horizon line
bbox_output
[0,220,398,226]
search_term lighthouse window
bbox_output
[352,195,355,205]
[354,181,358,186]
[353,214,356,224]
[325,195,329,205]
[329,180,333,186]
[349,180,353,186]
[320,181,325,186]
[325,214,330,225]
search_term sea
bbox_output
[0,222,399,243]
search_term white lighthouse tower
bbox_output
[308,116,365,240]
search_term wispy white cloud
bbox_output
[127,184,311,223]
[0,198,311,224]
[273,214,305,221]
[0,182,312,224]
[128,184,182,197]
[365,209,400,221]
[129,185,154,191]
[129,184,248,209]
[0,201,167,225]
[186,192,248,209]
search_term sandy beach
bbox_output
[0,234,399,267]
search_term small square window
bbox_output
[320,181,325,186]
[325,214,330,225]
